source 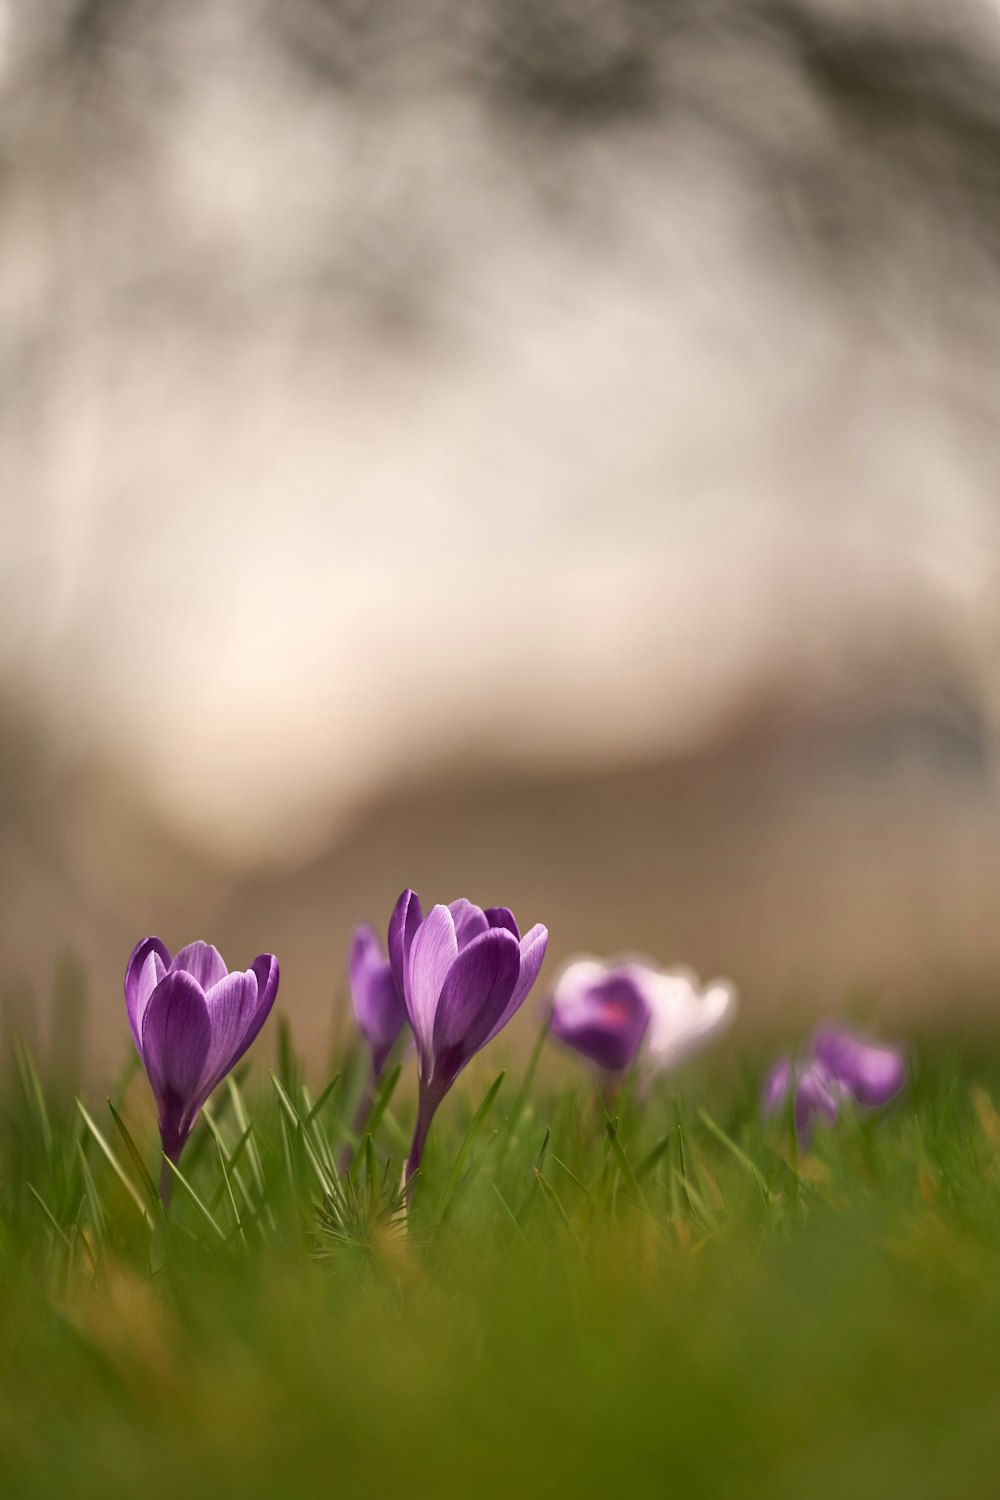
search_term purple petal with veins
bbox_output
[431,927,521,1091]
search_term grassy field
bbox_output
[2,1017,1000,1500]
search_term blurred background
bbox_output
[4,0,1000,1075]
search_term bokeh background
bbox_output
[4,0,1000,1074]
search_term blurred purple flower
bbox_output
[549,961,654,1072]
[549,959,736,1078]
[763,1024,905,1143]
[125,936,279,1169]
[812,1026,907,1108]
[389,889,548,1181]
[763,1057,840,1140]
[348,923,408,1078]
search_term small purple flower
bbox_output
[763,1057,839,1140]
[761,1056,793,1117]
[763,1024,905,1143]
[389,890,548,1181]
[348,923,408,1078]
[812,1026,907,1108]
[549,959,736,1078]
[125,937,279,1169]
[549,961,654,1073]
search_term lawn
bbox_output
[2,1017,999,1500]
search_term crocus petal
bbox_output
[125,936,171,1054]
[171,941,228,990]
[484,923,549,1046]
[485,906,520,939]
[431,927,521,1090]
[349,924,406,1074]
[550,960,651,1072]
[388,888,422,1003]
[646,973,736,1074]
[813,1027,906,1109]
[140,972,212,1157]
[795,1063,839,1139]
[406,904,458,1071]
[762,1057,792,1116]
[349,924,386,1015]
[449,899,489,949]
[195,969,261,1106]
[250,953,280,1026]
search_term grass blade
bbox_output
[433,1070,506,1229]
[491,1182,530,1244]
[201,1109,248,1246]
[350,1063,402,1170]
[162,1155,227,1241]
[269,1072,334,1193]
[76,1099,153,1226]
[27,1184,73,1251]
[534,1167,584,1250]
[76,1143,109,1244]
[13,1038,54,1160]
[597,1087,646,1207]
[107,1099,161,1215]
[697,1107,770,1206]
[304,1072,342,1128]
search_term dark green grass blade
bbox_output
[75,1143,108,1245]
[515,1126,551,1224]
[269,1072,334,1193]
[499,1014,550,1155]
[201,1110,247,1246]
[107,1099,161,1215]
[491,1182,530,1244]
[533,1167,585,1250]
[636,1128,675,1182]
[347,1063,402,1173]
[304,1072,342,1128]
[27,1184,73,1251]
[550,1154,590,1197]
[13,1038,54,1161]
[432,1070,506,1230]
[597,1088,646,1207]
[697,1107,770,1206]
[162,1155,227,1241]
[76,1099,153,1226]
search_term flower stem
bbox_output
[404,1085,440,1188]
[158,1157,174,1212]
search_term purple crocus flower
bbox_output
[550,959,736,1080]
[125,937,279,1180]
[549,960,655,1073]
[348,923,408,1079]
[763,1024,905,1143]
[812,1026,907,1108]
[389,889,548,1181]
[762,1056,840,1140]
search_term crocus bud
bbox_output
[348,923,408,1078]
[389,890,548,1181]
[125,937,279,1166]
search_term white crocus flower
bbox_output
[643,967,737,1076]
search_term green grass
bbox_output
[2,1017,1000,1499]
